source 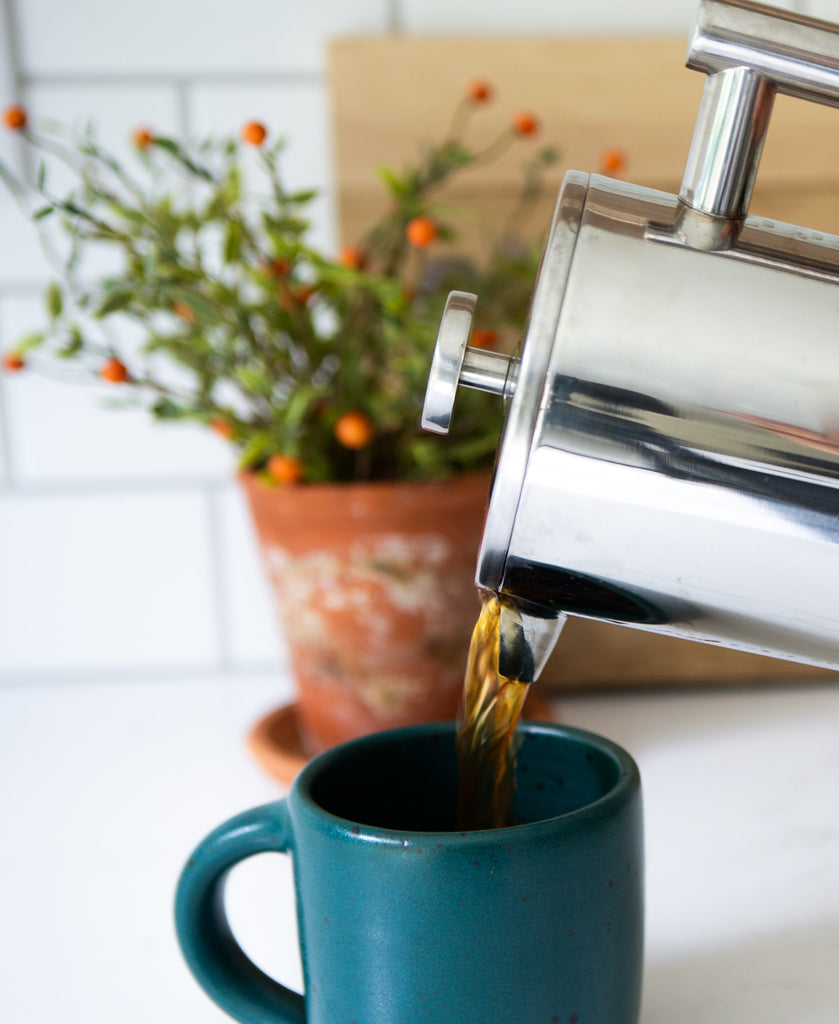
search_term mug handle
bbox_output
[174,801,306,1024]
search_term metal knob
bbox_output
[421,291,518,435]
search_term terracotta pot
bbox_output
[240,470,492,755]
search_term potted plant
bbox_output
[0,87,558,770]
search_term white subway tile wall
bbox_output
[0,0,823,684]
[399,0,806,34]
[0,294,235,483]
[399,0,699,35]
[215,485,287,668]
[13,1,391,75]
[0,489,221,674]
[0,381,8,483]
[809,0,839,21]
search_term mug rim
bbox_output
[292,720,640,843]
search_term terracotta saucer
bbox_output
[248,690,558,787]
[248,703,309,786]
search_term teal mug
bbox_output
[175,721,644,1024]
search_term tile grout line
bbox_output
[0,0,21,496]
[0,475,235,498]
[1,0,22,90]
[1,0,32,182]
[0,659,285,689]
[387,0,404,33]
[20,70,322,87]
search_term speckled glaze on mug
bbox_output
[175,721,644,1024]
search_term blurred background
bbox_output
[0,0,825,689]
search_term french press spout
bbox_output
[422,0,839,682]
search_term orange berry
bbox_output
[339,245,366,271]
[241,120,267,146]
[3,104,27,131]
[471,328,499,350]
[406,216,438,249]
[512,111,539,136]
[334,411,374,450]
[262,257,291,278]
[277,281,315,312]
[467,79,492,103]
[173,300,196,323]
[598,147,627,176]
[2,351,25,372]
[100,357,128,384]
[267,453,303,485]
[132,126,154,150]
[209,418,235,439]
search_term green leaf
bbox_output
[171,289,218,321]
[15,331,46,353]
[95,288,134,317]
[283,385,317,428]
[32,205,55,220]
[286,188,319,204]
[223,220,243,264]
[237,431,275,470]
[0,158,25,198]
[234,365,272,396]
[377,165,412,199]
[57,325,84,358]
[45,281,63,320]
[151,398,189,420]
[80,139,124,177]
[150,137,214,181]
[222,164,242,205]
[142,245,159,280]
[261,212,310,237]
[110,204,149,225]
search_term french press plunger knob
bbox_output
[422,291,518,435]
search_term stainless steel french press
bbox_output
[423,0,839,681]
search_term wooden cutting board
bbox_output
[329,35,839,249]
[328,35,839,690]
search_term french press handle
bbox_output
[681,0,839,220]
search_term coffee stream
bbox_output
[456,592,530,830]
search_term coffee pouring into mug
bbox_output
[423,0,839,684]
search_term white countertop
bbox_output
[2,671,838,1023]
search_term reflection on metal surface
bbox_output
[476,170,590,595]
[421,290,476,435]
[502,558,668,625]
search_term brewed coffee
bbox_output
[456,592,530,829]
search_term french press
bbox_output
[423,0,839,681]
